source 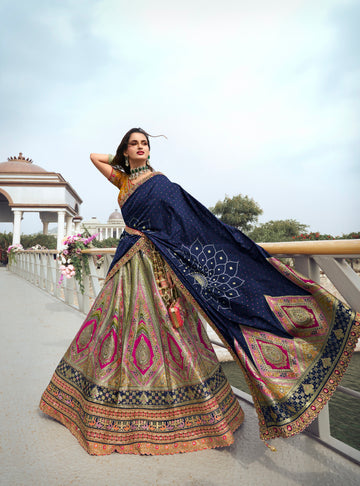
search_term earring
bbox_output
[125,155,129,167]
[146,155,150,166]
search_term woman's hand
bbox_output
[90,153,113,179]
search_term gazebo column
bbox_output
[12,210,23,245]
[65,215,73,236]
[43,221,49,235]
[73,216,82,235]
[57,211,66,250]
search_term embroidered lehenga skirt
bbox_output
[40,244,244,455]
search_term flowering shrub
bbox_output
[30,244,48,250]
[292,232,334,241]
[7,243,24,265]
[58,233,98,293]
[341,232,360,239]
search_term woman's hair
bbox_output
[111,127,155,174]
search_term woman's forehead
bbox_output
[128,132,147,142]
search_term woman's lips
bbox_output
[137,151,144,155]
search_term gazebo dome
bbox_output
[0,153,47,173]
[0,152,83,249]
[108,209,123,222]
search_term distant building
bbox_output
[81,209,125,240]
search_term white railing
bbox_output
[7,239,360,463]
[8,249,116,314]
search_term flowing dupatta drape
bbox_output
[106,173,360,441]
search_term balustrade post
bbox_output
[293,256,320,283]
[314,256,360,312]
[31,253,37,286]
[88,256,101,296]
[64,274,75,306]
[39,253,45,289]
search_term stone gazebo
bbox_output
[0,153,82,249]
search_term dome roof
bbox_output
[108,209,123,222]
[0,153,47,173]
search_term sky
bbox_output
[0,0,359,236]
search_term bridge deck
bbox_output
[0,267,358,486]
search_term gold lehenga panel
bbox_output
[40,247,243,455]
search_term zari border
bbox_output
[118,172,163,208]
[40,359,244,456]
[157,245,360,443]
[40,396,244,456]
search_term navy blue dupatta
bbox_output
[109,174,310,353]
[107,173,360,441]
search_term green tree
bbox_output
[92,237,119,248]
[0,232,12,264]
[340,231,360,239]
[0,232,13,250]
[248,219,308,242]
[20,233,57,249]
[209,194,263,232]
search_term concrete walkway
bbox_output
[0,267,359,486]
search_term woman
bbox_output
[40,128,359,456]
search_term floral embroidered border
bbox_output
[40,363,243,456]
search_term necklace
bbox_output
[129,164,150,180]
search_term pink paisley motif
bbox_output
[282,305,319,329]
[76,319,97,353]
[132,333,154,375]
[167,334,184,369]
[98,329,118,369]
[257,340,290,370]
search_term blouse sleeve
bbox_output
[108,168,127,189]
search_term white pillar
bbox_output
[74,221,81,233]
[72,216,82,235]
[65,215,73,236]
[43,221,49,235]
[57,211,66,250]
[12,210,23,245]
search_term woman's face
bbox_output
[124,132,150,166]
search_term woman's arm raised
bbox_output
[90,153,113,180]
